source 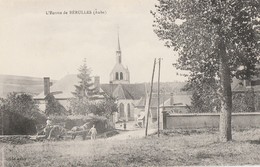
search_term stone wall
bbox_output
[163,112,260,129]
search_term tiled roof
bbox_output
[146,82,188,94]
[100,84,118,97]
[163,95,192,106]
[100,83,146,100]
[121,84,146,99]
[135,94,191,107]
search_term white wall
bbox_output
[164,112,260,129]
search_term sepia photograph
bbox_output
[0,0,260,166]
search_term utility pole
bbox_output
[145,58,156,137]
[157,58,161,137]
[1,111,3,136]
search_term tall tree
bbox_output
[152,0,260,141]
[70,59,99,115]
[73,59,98,99]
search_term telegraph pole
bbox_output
[157,58,161,137]
[145,58,156,137]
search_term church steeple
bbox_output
[116,30,122,64]
[117,32,121,52]
[110,31,130,84]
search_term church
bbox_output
[34,34,148,122]
[34,34,192,123]
[100,34,147,122]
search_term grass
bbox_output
[2,128,260,167]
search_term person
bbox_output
[123,120,126,130]
[44,117,52,136]
[88,124,97,140]
[46,117,52,126]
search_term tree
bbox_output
[184,77,220,113]
[45,94,67,116]
[0,92,46,135]
[72,59,98,99]
[232,89,256,113]
[0,92,40,119]
[89,95,118,118]
[70,59,99,115]
[152,0,260,141]
[69,97,91,115]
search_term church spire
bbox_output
[116,28,122,64]
[117,27,121,52]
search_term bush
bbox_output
[0,93,47,135]
[0,111,37,135]
[48,115,113,133]
[45,94,68,116]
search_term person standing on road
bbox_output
[88,124,97,140]
[123,120,127,130]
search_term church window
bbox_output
[119,103,125,118]
[120,72,123,80]
[116,72,119,80]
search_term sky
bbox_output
[0,0,188,83]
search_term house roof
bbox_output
[163,95,192,106]
[35,74,78,99]
[146,82,189,94]
[135,94,191,107]
[34,73,190,102]
[35,74,146,100]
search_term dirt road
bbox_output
[107,128,157,140]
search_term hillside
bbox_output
[0,75,54,98]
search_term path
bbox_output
[107,121,158,140]
[108,128,157,140]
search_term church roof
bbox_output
[100,83,146,100]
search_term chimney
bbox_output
[170,93,174,106]
[44,77,50,96]
[94,76,100,92]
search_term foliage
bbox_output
[69,97,91,115]
[152,0,259,80]
[0,111,37,135]
[0,92,45,123]
[70,95,117,117]
[184,77,221,113]
[45,94,68,116]
[152,0,260,141]
[0,92,45,135]
[89,95,118,118]
[48,114,112,132]
[70,59,100,115]
[232,89,256,112]
[72,59,98,99]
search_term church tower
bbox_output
[110,33,130,84]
